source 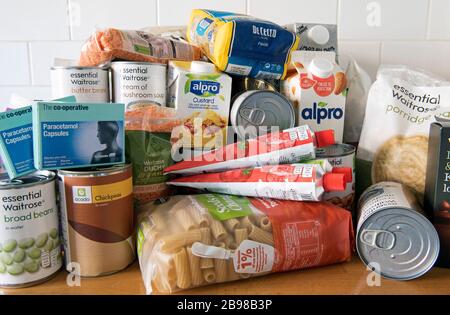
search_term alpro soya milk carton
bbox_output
[168,61,232,151]
[33,101,125,170]
[283,51,347,142]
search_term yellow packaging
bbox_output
[187,9,299,80]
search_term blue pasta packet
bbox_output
[0,96,76,179]
[33,101,125,170]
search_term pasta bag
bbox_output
[137,194,354,294]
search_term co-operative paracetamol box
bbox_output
[0,96,76,178]
[33,101,125,170]
[0,106,34,178]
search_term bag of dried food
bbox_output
[125,103,181,205]
[79,28,203,66]
[356,65,450,198]
[136,194,354,294]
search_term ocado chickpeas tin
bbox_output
[0,171,62,288]
[58,164,134,277]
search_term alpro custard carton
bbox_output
[168,60,232,150]
[0,96,76,178]
[282,51,347,142]
[33,101,125,170]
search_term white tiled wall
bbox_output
[1,0,450,104]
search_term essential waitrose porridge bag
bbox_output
[356,65,450,197]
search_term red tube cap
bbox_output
[315,130,335,148]
[323,173,346,192]
[332,167,353,183]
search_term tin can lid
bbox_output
[316,143,356,157]
[230,90,295,140]
[0,171,55,189]
[57,164,131,177]
[357,207,440,280]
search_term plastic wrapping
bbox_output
[137,194,354,294]
[167,163,350,201]
[79,28,203,67]
[187,10,299,79]
[357,65,450,197]
[125,104,181,204]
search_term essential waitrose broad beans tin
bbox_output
[0,171,62,288]
[356,181,440,280]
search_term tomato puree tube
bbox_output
[167,163,348,201]
[165,125,335,175]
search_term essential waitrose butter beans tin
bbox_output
[316,143,355,210]
[58,164,135,277]
[111,61,166,108]
[51,66,110,102]
[356,181,440,280]
[0,171,62,288]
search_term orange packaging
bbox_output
[137,194,354,294]
[79,28,203,67]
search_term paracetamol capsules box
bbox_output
[33,101,125,170]
[0,106,35,178]
[0,96,76,178]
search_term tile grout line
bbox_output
[156,0,160,26]
[67,0,72,41]
[26,42,33,86]
[426,0,433,40]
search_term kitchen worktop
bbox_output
[2,256,450,295]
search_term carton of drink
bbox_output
[282,51,347,142]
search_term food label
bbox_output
[111,62,166,107]
[125,130,173,204]
[194,194,253,221]
[168,61,232,150]
[233,240,274,274]
[51,68,109,102]
[0,181,61,286]
[356,66,450,197]
[357,182,413,229]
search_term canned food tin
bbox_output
[356,181,440,280]
[0,171,62,288]
[51,66,110,102]
[57,164,134,277]
[316,143,356,210]
[231,77,277,102]
[230,90,295,140]
[111,61,166,108]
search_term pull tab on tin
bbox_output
[191,242,231,260]
[360,230,396,250]
[239,107,266,126]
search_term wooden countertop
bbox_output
[2,256,450,295]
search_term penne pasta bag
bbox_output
[136,193,354,294]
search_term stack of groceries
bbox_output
[0,9,449,294]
